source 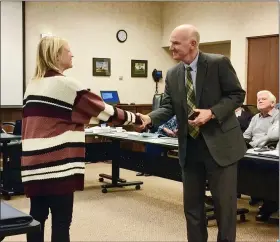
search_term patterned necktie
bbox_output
[186,66,199,138]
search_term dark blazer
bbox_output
[149,52,247,167]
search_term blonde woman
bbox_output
[22,36,141,242]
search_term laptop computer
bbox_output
[100,91,120,105]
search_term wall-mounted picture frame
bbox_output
[92,58,111,76]
[131,59,148,78]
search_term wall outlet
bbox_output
[119,76,123,81]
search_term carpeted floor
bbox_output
[3,162,278,242]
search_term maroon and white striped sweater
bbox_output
[21,70,141,197]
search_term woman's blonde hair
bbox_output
[33,36,67,80]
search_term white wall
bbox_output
[25,2,174,104]
[162,2,278,90]
[1,1,23,106]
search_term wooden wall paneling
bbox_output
[247,35,279,104]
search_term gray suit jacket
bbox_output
[149,52,247,167]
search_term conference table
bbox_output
[237,154,279,202]
[0,133,22,200]
[0,130,278,225]
[87,130,279,223]
[86,131,179,193]
[86,130,279,199]
[1,131,278,200]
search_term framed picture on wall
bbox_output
[92,58,111,76]
[131,59,148,77]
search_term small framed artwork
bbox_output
[92,58,111,76]
[131,59,148,78]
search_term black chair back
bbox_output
[152,93,164,111]
[243,104,259,116]
[13,120,22,135]
[148,93,164,133]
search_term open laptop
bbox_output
[100,91,120,105]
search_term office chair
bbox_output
[243,104,259,116]
[152,93,164,110]
[1,122,16,134]
[0,120,23,199]
[1,120,22,145]
[147,93,165,133]
[1,121,21,135]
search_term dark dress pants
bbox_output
[182,135,237,242]
[27,193,74,242]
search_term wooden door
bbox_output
[247,35,279,104]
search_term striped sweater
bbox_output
[21,70,141,197]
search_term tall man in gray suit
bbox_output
[138,24,247,242]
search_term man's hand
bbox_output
[136,113,152,130]
[188,109,212,127]
[250,137,267,148]
[163,127,176,137]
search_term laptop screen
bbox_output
[100,91,120,105]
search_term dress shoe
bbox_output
[136,172,144,176]
[256,213,270,222]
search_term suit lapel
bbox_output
[177,62,188,114]
[195,52,208,107]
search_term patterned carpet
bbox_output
[3,162,278,242]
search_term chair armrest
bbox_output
[2,122,16,126]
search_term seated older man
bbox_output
[256,119,279,221]
[243,91,279,220]
[243,90,279,148]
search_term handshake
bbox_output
[135,109,214,131]
[135,113,152,131]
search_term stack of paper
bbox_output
[85,126,112,134]
[159,137,178,145]
[126,131,141,136]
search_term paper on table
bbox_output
[108,132,129,138]
[160,138,178,145]
[85,126,112,134]
[246,148,279,157]
[149,137,178,145]
[126,131,141,136]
